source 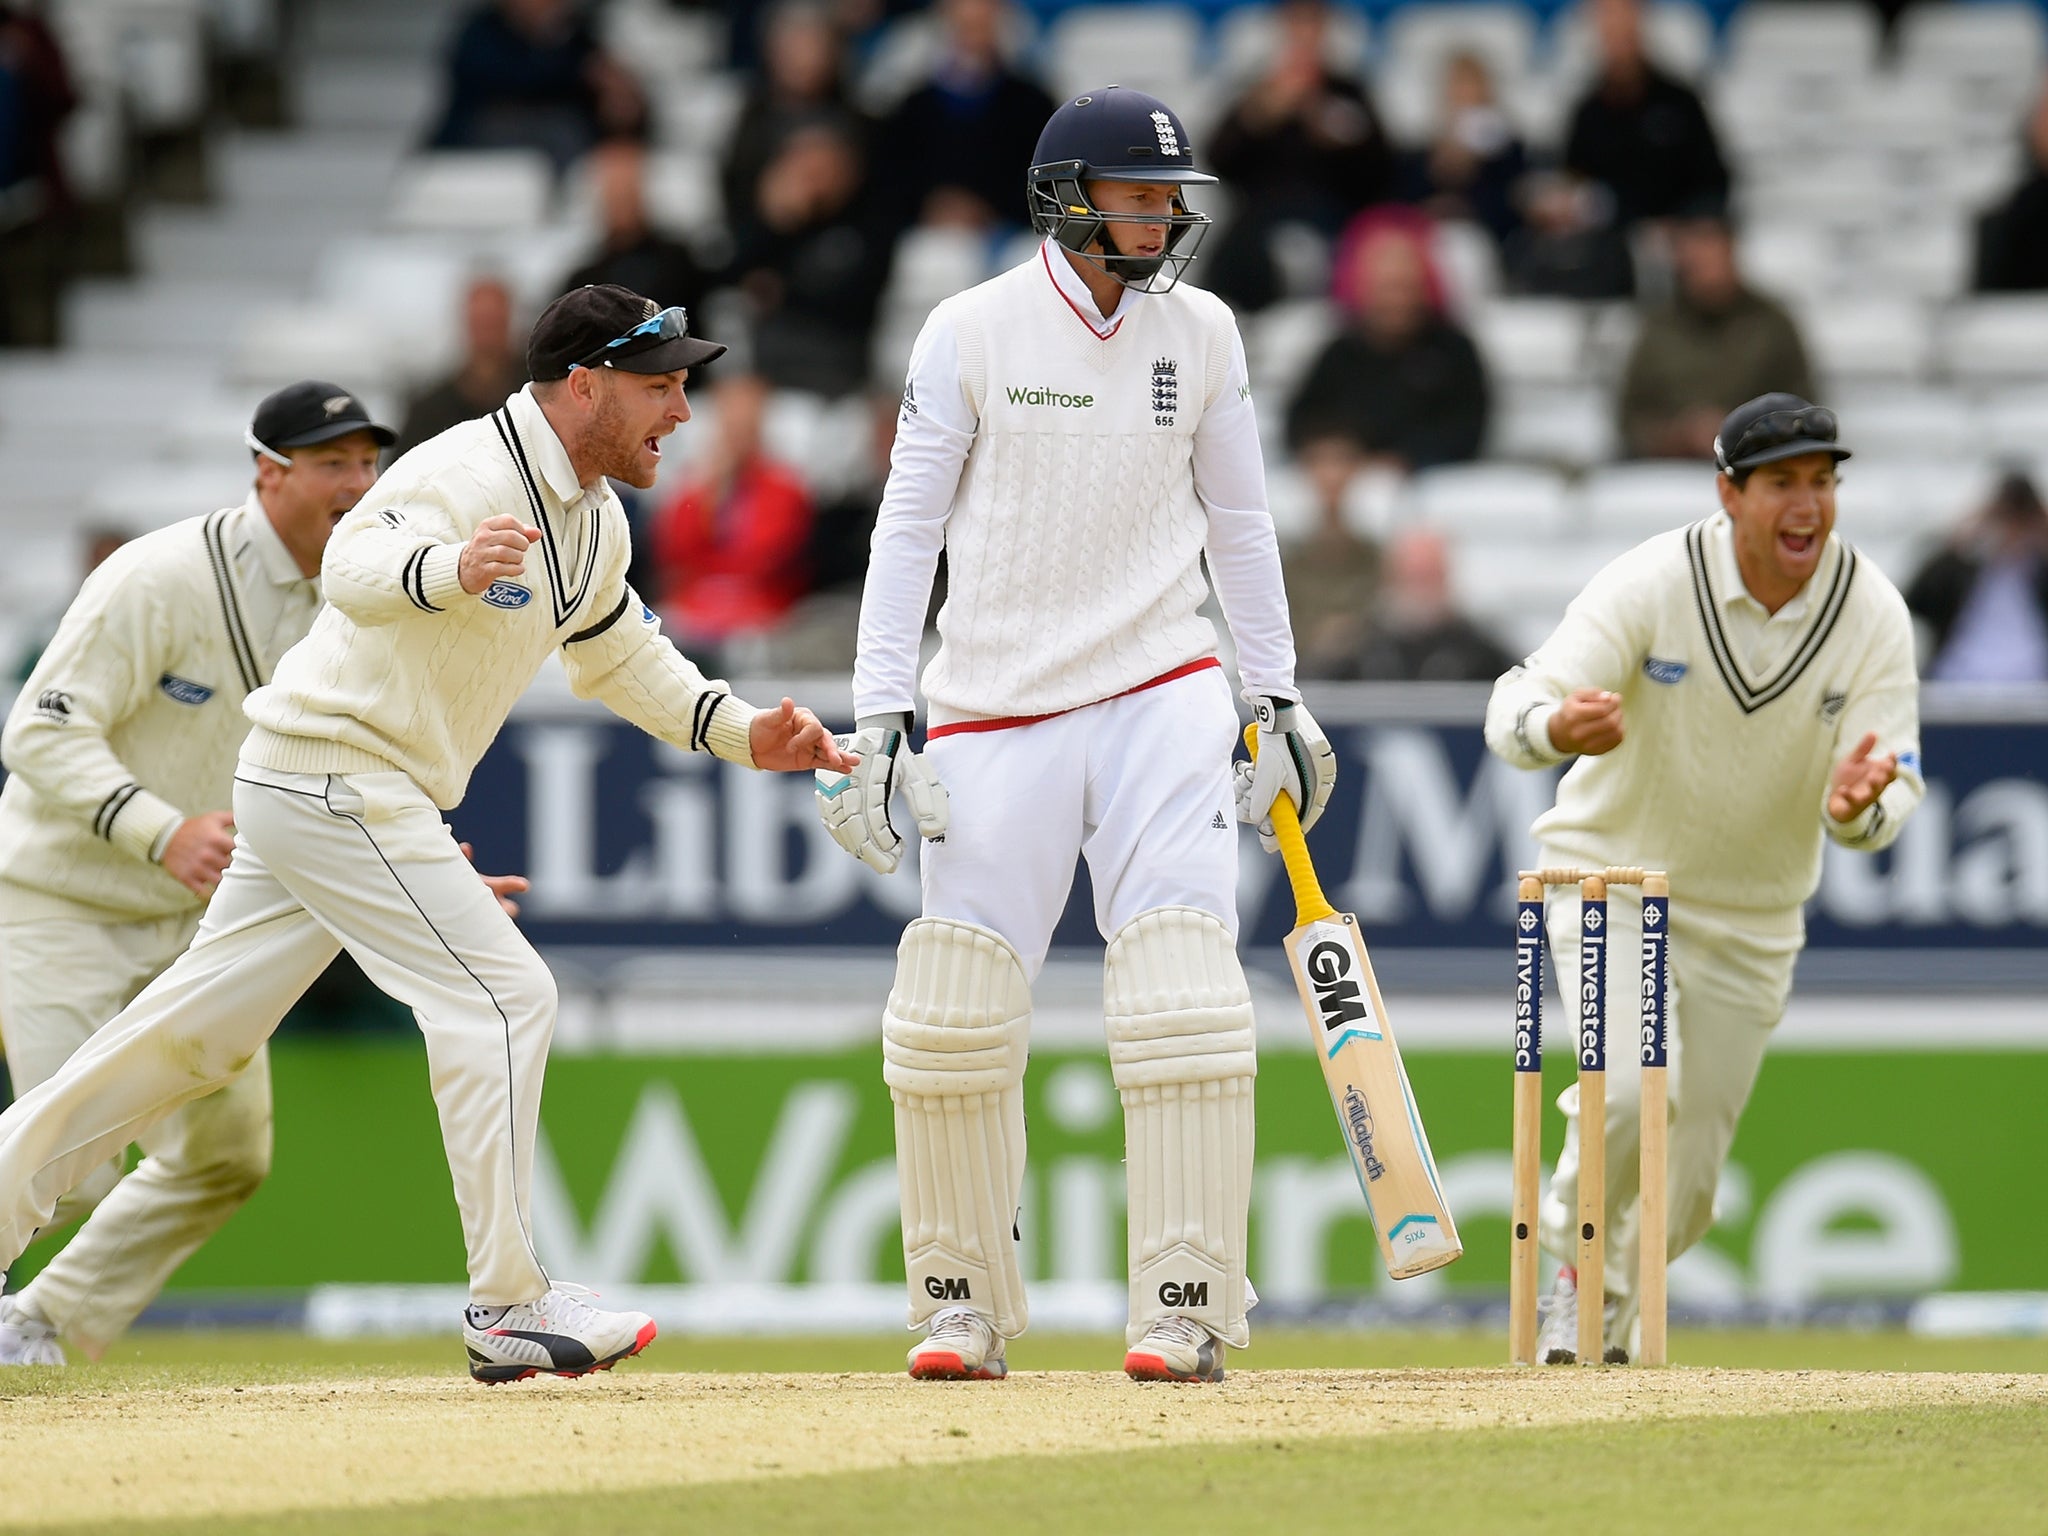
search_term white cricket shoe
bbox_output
[461,1286,655,1384]
[1535,1268,1629,1365]
[0,1293,63,1367]
[1124,1316,1224,1383]
[907,1306,1006,1381]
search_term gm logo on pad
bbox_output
[481,581,533,610]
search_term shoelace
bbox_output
[926,1308,984,1344]
[1147,1316,1208,1347]
[533,1283,607,1330]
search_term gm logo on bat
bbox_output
[481,581,533,610]
[1303,930,1377,1040]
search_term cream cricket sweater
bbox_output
[855,243,1297,724]
[1485,514,1924,912]
[240,385,756,808]
[0,494,320,921]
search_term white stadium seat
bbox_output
[1243,299,1342,415]
[1896,1,2048,114]
[1796,298,1936,386]
[1980,387,2048,460]
[388,152,554,235]
[1468,299,1589,388]
[1938,298,2048,383]
[1375,3,1540,141]
[1402,463,1572,538]
[1830,387,1979,462]
[229,304,400,391]
[1046,6,1205,100]
[1581,461,1716,538]
[1724,2,1882,79]
[1489,383,1618,469]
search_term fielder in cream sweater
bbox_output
[0,288,856,1383]
[0,381,390,1365]
[1485,394,1923,1362]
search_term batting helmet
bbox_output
[1027,85,1216,294]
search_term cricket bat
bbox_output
[1246,725,1462,1280]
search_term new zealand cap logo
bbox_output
[323,395,353,417]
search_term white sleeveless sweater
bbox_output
[920,259,1239,721]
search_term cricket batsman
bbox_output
[815,86,1333,1384]
[0,288,857,1380]
[1485,394,1923,1361]
[0,382,412,1365]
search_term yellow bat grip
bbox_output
[1243,723,1337,924]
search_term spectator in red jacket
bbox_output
[654,373,814,659]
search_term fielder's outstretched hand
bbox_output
[1548,688,1625,756]
[753,698,861,773]
[459,841,530,918]
[1827,732,1898,824]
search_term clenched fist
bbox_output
[460,515,541,594]
[1548,689,1626,756]
[160,809,236,897]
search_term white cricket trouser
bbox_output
[0,765,555,1306]
[0,900,272,1354]
[920,664,1242,975]
[1537,875,1803,1303]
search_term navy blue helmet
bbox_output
[1027,85,1216,294]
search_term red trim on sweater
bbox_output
[1041,243,1123,339]
[926,657,1223,739]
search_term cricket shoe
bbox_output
[1124,1316,1224,1383]
[462,1286,655,1383]
[1535,1268,1629,1365]
[907,1306,1006,1380]
[0,1293,63,1367]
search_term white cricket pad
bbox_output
[1104,907,1257,1348]
[882,917,1032,1337]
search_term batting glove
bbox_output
[814,713,950,875]
[1234,696,1337,853]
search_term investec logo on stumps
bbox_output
[1005,385,1095,409]
[1299,920,1381,1048]
[1514,903,1542,1072]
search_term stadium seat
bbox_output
[1830,388,1978,463]
[1896,1,2048,114]
[1375,3,1540,142]
[1736,222,1841,306]
[1402,463,1573,538]
[1045,6,1205,101]
[229,304,400,391]
[885,227,994,313]
[1489,383,1617,469]
[1724,3,1882,81]
[1581,461,1716,538]
[1214,3,1370,84]
[1433,219,1502,312]
[1468,299,1588,388]
[1796,298,1935,386]
[649,72,745,161]
[1938,298,2048,382]
[562,150,725,242]
[388,152,555,235]
[1870,218,1972,301]
[1980,387,2048,460]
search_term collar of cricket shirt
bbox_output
[506,383,591,510]
[236,490,316,589]
[1704,507,1838,626]
[1040,238,1143,340]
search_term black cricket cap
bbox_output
[1714,392,1851,474]
[526,284,726,382]
[249,381,394,454]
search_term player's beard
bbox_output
[589,385,652,488]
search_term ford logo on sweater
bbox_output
[159,674,215,705]
[481,581,533,611]
[1642,656,1688,685]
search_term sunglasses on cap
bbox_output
[573,306,692,369]
[1717,405,1839,470]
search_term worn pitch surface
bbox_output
[4,1365,2045,1529]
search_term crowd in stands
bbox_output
[16,0,2048,688]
